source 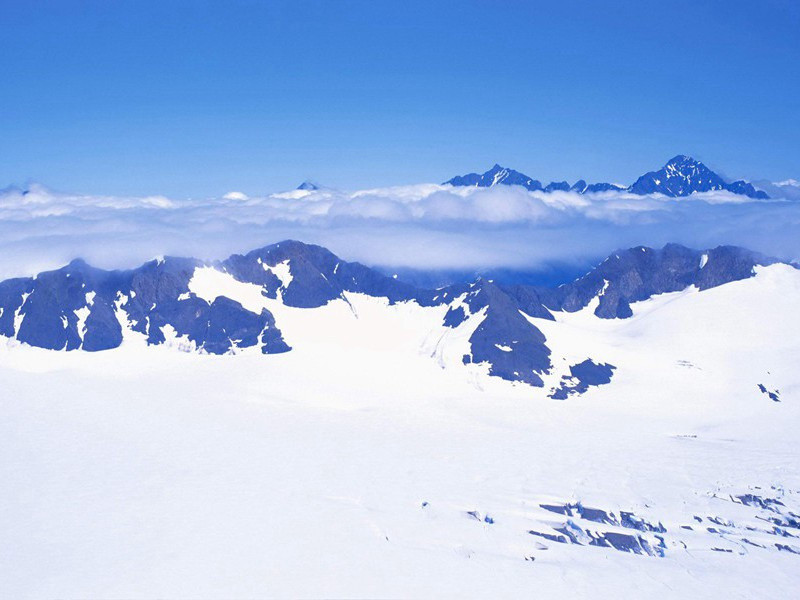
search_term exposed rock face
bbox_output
[445,156,768,198]
[0,240,788,393]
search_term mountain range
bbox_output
[445,155,770,199]
[4,239,800,593]
[0,240,788,399]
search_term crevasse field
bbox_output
[2,264,799,598]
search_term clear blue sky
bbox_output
[1,0,798,197]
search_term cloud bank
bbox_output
[1,182,799,280]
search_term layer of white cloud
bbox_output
[0,182,798,279]
[754,180,800,202]
[222,191,249,201]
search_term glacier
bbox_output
[1,241,799,598]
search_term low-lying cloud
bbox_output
[1,182,799,279]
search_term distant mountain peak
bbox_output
[630,155,769,199]
[445,165,622,195]
[445,156,768,199]
[444,164,542,191]
[297,180,320,191]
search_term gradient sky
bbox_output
[1,0,798,197]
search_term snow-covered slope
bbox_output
[0,240,784,395]
[1,261,799,598]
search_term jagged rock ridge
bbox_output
[445,155,769,198]
[0,241,788,395]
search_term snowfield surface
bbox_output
[2,265,800,598]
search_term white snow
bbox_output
[492,168,509,186]
[261,258,293,289]
[187,267,268,314]
[73,308,89,340]
[1,265,800,598]
[12,292,30,335]
[598,278,610,297]
[74,291,96,343]
[423,304,488,377]
[700,253,709,269]
[160,323,200,353]
[113,292,148,344]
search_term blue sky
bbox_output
[1,0,798,197]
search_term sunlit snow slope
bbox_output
[1,258,799,598]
